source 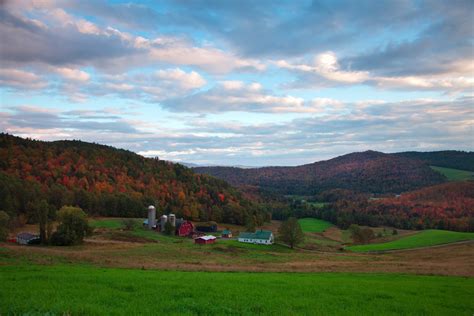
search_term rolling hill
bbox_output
[195,151,446,195]
[393,151,474,172]
[0,133,268,225]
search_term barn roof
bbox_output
[196,235,216,241]
[239,230,272,240]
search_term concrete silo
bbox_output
[160,215,168,231]
[169,213,176,227]
[147,205,156,229]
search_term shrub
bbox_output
[122,219,137,231]
[51,206,92,246]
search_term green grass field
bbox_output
[1,264,473,315]
[298,218,333,233]
[348,230,474,252]
[431,166,474,181]
[90,218,126,229]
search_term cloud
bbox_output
[0,5,264,75]
[2,97,472,166]
[1,105,142,136]
[277,52,474,93]
[162,80,343,113]
[0,68,48,90]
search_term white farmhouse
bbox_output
[238,230,274,245]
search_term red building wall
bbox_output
[178,221,194,237]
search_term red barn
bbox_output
[177,220,194,237]
[194,235,216,244]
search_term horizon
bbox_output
[3,132,471,168]
[1,0,473,166]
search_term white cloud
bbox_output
[53,67,91,82]
[277,51,474,93]
[155,68,206,90]
[162,80,344,113]
[0,68,48,89]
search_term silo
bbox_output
[160,215,168,231]
[147,205,156,229]
[169,213,176,227]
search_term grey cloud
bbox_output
[2,106,141,134]
[0,8,142,70]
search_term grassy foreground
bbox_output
[348,230,474,252]
[298,218,333,232]
[1,264,473,315]
[431,166,474,181]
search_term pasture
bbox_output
[298,218,333,232]
[431,166,474,181]
[348,229,474,252]
[1,263,473,315]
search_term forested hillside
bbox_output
[393,151,474,171]
[195,151,446,195]
[312,182,474,232]
[0,134,268,225]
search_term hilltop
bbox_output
[195,150,447,195]
[0,133,268,225]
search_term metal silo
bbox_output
[147,205,156,229]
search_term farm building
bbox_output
[196,221,217,232]
[16,232,40,245]
[238,230,274,245]
[194,235,216,244]
[176,219,194,237]
[221,229,232,238]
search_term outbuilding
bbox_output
[176,220,194,237]
[238,230,274,245]
[221,229,232,238]
[16,232,40,245]
[194,235,216,244]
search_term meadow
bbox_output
[298,218,333,232]
[431,166,474,181]
[348,229,474,252]
[1,263,473,315]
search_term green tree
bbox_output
[245,215,256,232]
[164,220,174,235]
[51,206,91,246]
[278,217,304,249]
[37,200,49,244]
[0,210,10,241]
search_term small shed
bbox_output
[221,229,232,238]
[194,235,216,244]
[17,232,40,245]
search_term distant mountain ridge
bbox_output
[194,150,450,195]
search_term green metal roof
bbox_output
[222,229,231,234]
[238,230,272,240]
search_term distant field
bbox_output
[431,166,474,181]
[1,264,473,315]
[298,218,333,233]
[348,230,474,252]
[90,218,126,229]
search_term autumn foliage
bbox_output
[195,151,446,195]
[0,134,268,225]
[317,182,474,232]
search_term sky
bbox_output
[0,0,473,166]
